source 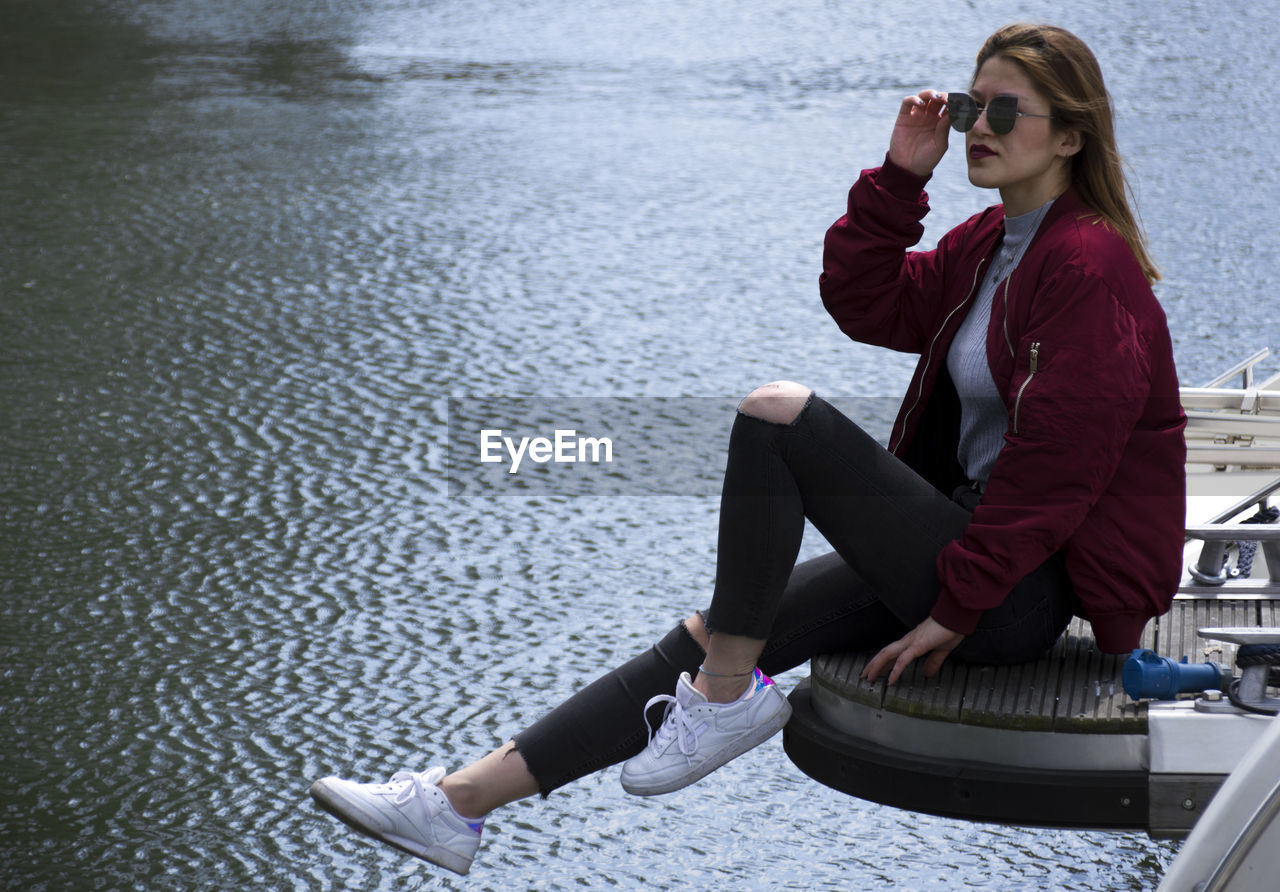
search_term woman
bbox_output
[309,23,1185,875]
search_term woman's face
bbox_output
[965,55,1080,214]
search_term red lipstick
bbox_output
[969,144,996,160]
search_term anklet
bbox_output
[697,664,753,678]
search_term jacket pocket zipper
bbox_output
[1002,276,1015,358]
[1011,341,1039,434]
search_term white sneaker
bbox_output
[309,766,484,875]
[620,668,792,796]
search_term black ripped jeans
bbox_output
[512,395,1077,795]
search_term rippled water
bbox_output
[3,1,1278,889]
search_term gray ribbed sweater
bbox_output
[945,199,1053,484]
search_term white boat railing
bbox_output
[1181,350,1280,595]
[1197,347,1273,389]
[1183,348,1280,470]
[1181,390,1280,415]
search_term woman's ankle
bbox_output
[438,742,540,818]
[438,774,488,821]
[699,632,765,700]
[693,669,753,703]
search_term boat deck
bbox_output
[807,596,1277,736]
[784,595,1280,836]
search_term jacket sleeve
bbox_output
[820,155,962,353]
[929,264,1153,634]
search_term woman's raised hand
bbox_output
[887,89,951,177]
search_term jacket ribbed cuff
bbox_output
[929,589,983,637]
[875,153,932,199]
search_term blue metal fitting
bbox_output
[1121,649,1229,701]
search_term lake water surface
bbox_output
[4,1,1278,889]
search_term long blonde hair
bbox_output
[975,24,1160,284]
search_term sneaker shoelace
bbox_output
[382,767,485,834]
[387,766,448,806]
[642,694,704,759]
[641,671,771,759]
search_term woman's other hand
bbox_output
[861,615,964,686]
[887,89,951,177]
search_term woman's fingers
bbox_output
[861,618,965,686]
[863,636,921,685]
[897,94,925,122]
[887,639,927,685]
[889,88,952,175]
[899,89,948,119]
[861,640,899,682]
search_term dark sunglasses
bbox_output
[947,92,1054,135]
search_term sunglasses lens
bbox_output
[987,96,1018,135]
[948,94,977,132]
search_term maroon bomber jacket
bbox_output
[820,156,1187,653]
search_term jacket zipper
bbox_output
[890,259,986,453]
[1012,340,1040,434]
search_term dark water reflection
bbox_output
[3,1,1275,889]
